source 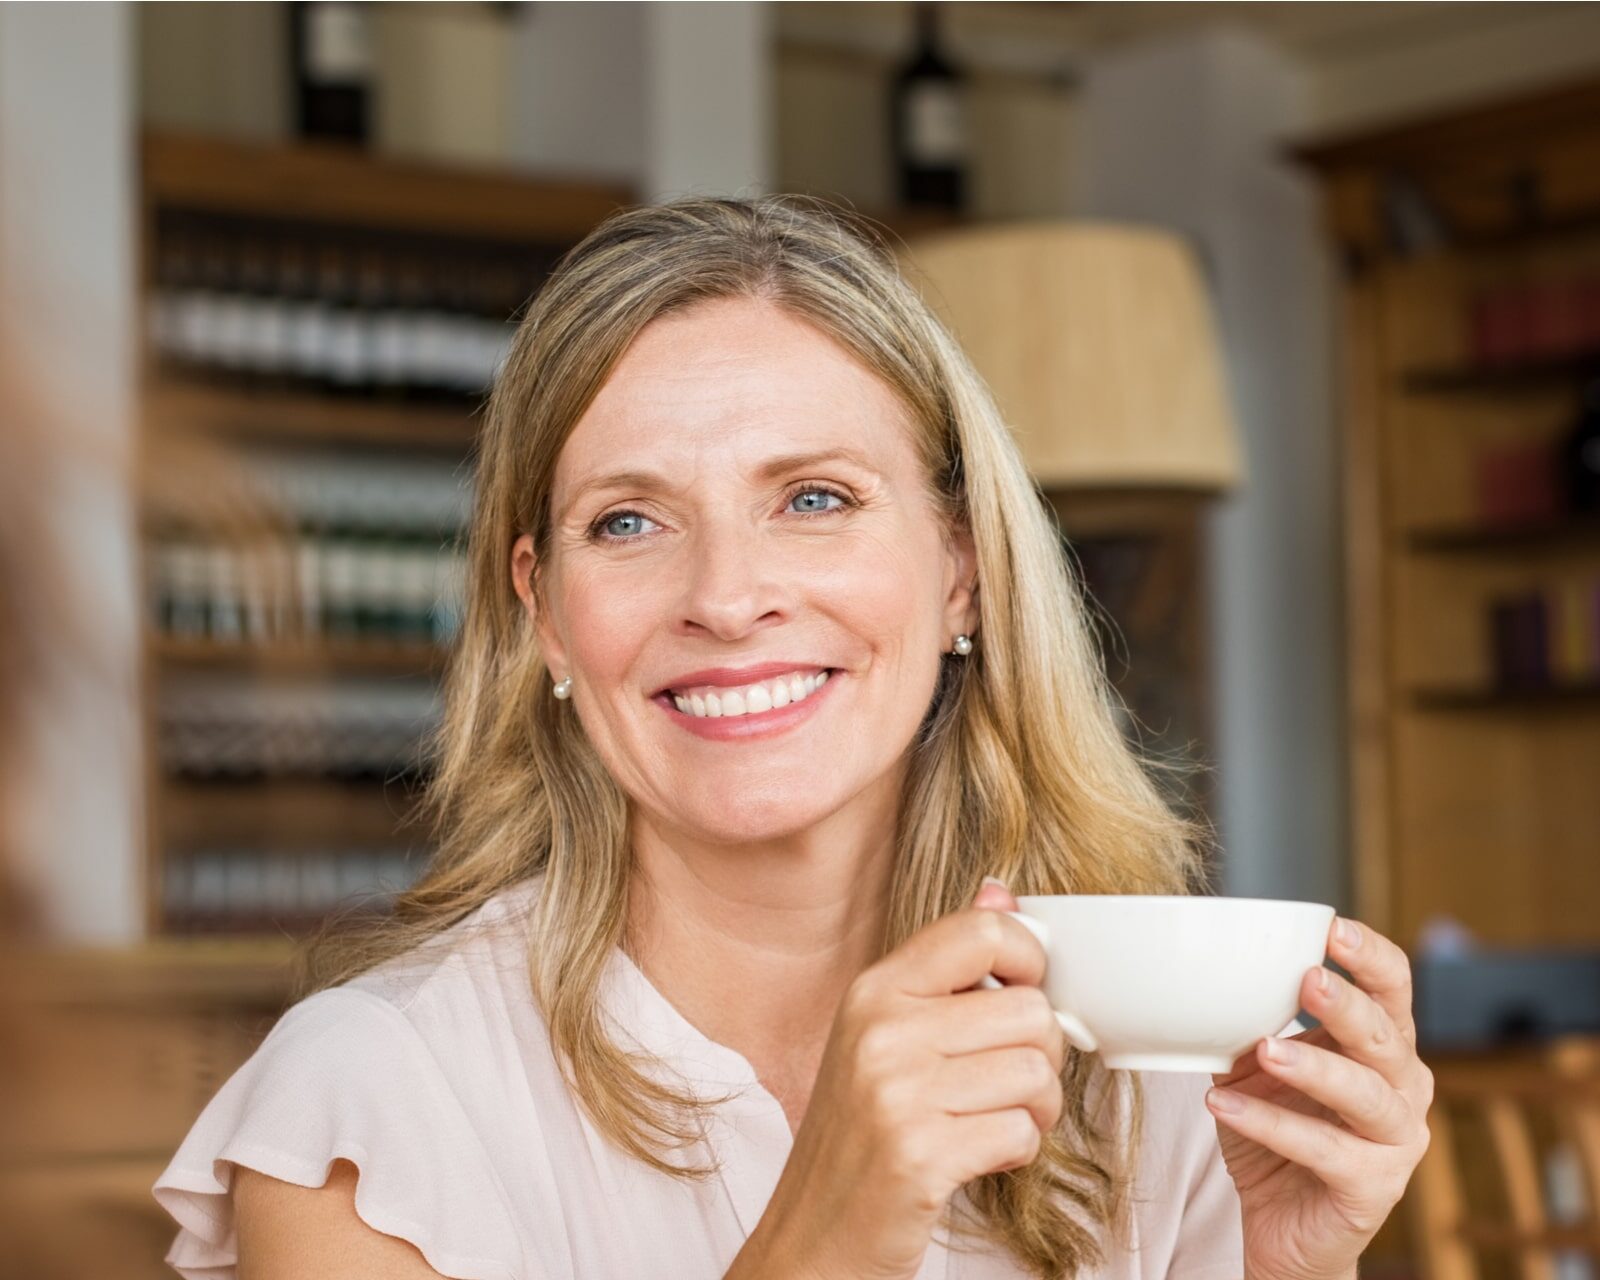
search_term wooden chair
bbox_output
[1413,1039,1600,1280]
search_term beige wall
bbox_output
[140,2,287,140]
[138,1,512,165]
[776,47,1076,219]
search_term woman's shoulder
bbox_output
[150,874,557,1280]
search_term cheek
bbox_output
[817,525,948,654]
[555,562,660,683]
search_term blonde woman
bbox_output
[153,196,1430,1280]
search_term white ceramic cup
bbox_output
[977,895,1336,1073]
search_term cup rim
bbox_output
[1013,893,1336,912]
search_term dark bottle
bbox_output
[889,3,970,212]
[289,2,373,143]
[1561,376,1600,514]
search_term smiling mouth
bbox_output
[654,668,836,719]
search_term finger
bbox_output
[936,1045,1064,1133]
[1301,965,1415,1090]
[944,1107,1045,1181]
[922,985,1067,1071]
[1327,917,1417,1044]
[1207,1086,1367,1190]
[888,907,1047,998]
[1255,1036,1414,1145]
[973,877,1020,912]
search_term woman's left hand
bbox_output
[1205,916,1434,1280]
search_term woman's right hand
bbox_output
[728,879,1066,1280]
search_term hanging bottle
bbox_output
[889,2,970,212]
[289,1,373,144]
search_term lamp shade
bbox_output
[897,222,1245,491]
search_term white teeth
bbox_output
[669,669,832,719]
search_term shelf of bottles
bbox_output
[163,842,425,937]
[146,447,463,934]
[148,447,470,658]
[138,198,560,937]
[145,207,557,402]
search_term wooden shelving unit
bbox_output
[145,374,482,452]
[1299,87,1600,1280]
[1406,516,1600,552]
[151,632,448,676]
[135,132,634,950]
[1404,351,1600,394]
[1299,78,1600,952]
[1411,681,1600,711]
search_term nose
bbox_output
[677,516,788,641]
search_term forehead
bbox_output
[554,297,918,480]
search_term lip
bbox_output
[654,666,839,741]
[651,661,830,698]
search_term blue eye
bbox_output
[592,510,658,541]
[789,488,845,515]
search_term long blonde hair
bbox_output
[302,194,1208,1277]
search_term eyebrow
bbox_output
[558,446,883,524]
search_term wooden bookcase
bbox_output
[1298,81,1600,953]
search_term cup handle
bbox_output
[975,910,1099,1055]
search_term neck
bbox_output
[623,766,904,1094]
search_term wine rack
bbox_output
[137,132,632,943]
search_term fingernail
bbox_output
[981,876,1009,891]
[1207,1087,1245,1115]
[1263,1036,1299,1066]
[1335,918,1361,949]
[1314,966,1337,999]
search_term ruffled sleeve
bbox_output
[151,985,524,1280]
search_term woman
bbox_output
[153,196,1431,1280]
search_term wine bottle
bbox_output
[889,2,970,212]
[289,1,373,144]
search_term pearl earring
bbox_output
[552,676,573,700]
[952,634,973,656]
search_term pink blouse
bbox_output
[152,873,1244,1279]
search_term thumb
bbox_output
[973,875,1019,912]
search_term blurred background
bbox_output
[3,1,1600,1277]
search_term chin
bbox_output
[671,784,848,847]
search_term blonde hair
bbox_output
[302,195,1208,1278]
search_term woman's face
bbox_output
[512,296,977,846]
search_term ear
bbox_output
[511,533,567,676]
[942,521,979,643]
